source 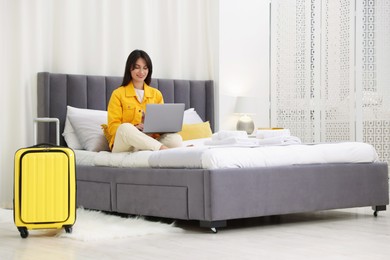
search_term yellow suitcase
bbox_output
[14,118,76,238]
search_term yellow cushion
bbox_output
[101,124,112,147]
[178,121,213,141]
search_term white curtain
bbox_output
[0,0,216,208]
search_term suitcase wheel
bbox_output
[18,227,29,238]
[64,225,73,234]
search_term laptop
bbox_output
[143,103,185,134]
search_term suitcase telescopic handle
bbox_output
[31,143,58,148]
[34,117,60,146]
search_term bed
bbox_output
[37,72,389,232]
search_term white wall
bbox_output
[218,0,270,131]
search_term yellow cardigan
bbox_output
[107,81,164,149]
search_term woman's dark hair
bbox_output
[121,49,153,86]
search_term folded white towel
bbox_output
[257,135,301,146]
[206,130,301,147]
[205,137,259,146]
[256,129,291,139]
[212,130,248,141]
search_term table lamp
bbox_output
[235,96,256,135]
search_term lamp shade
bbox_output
[235,96,257,115]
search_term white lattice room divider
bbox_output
[270,0,390,164]
[270,0,317,142]
[361,0,390,164]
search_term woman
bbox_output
[107,50,183,152]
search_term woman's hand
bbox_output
[135,123,144,131]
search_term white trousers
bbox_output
[112,123,183,153]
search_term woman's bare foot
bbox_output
[159,145,169,150]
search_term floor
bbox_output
[0,207,389,260]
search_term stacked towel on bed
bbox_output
[255,128,302,145]
[204,130,301,146]
[256,128,291,139]
[211,130,248,140]
[204,131,257,146]
[257,135,301,145]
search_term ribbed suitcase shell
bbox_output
[14,146,76,235]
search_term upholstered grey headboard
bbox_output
[37,72,215,146]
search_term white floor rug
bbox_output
[0,208,183,241]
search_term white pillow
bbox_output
[66,106,109,152]
[63,117,83,150]
[183,108,204,124]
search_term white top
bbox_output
[135,89,144,103]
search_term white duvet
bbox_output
[75,139,379,169]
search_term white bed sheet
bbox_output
[75,140,379,169]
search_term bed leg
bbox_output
[372,205,386,217]
[199,220,227,233]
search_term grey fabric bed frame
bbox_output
[37,72,389,232]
